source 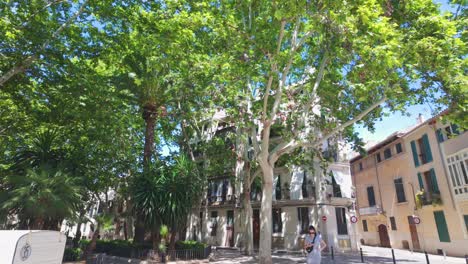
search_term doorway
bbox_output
[253,209,260,248]
[378,224,391,248]
[407,216,420,251]
[226,210,234,247]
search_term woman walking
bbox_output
[304,225,327,264]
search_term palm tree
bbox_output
[1,168,82,229]
[132,156,205,251]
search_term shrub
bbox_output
[77,239,152,258]
[175,240,207,250]
[63,248,83,261]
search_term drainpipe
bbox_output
[431,124,456,209]
[373,155,385,215]
[431,123,467,239]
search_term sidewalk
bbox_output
[210,246,468,264]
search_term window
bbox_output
[447,152,468,195]
[362,220,368,232]
[384,148,392,159]
[332,175,342,198]
[376,153,382,163]
[464,215,468,233]
[210,211,218,236]
[297,207,310,234]
[418,169,440,202]
[437,124,460,142]
[199,212,203,231]
[390,217,397,230]
[410,134,433,167]
[394,178,407,203]
[396,143,402,154]
[367,186,376,207]
[273,209,282,233]
[336,207,348,235]
[434,211,451,242]
[275,175,282,200]
[359,162,363,171]
[301,170,314,199]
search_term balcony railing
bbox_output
[203,195,236,206]
[358,206,382,216]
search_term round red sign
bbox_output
[322,216,327,222]
[350,216,358,223]
[413,216,421,224]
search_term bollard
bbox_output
[391,248,396,264]
[465,254,468,264]
[331,246,334,260]
[425,251,430,264]
[360,247,364,263]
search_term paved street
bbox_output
[209,246,468,264]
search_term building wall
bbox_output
[188,162,357,252]
[352,120,468,257]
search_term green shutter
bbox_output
[411,141,420,167]
[417,173,424,190]
[436,129,444,142]
[434,211,451,242]
[464,215,468,232]
[451,124,459,135]
[422,134,433,163]
[430,169,440,194]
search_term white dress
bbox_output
[305,233,322,264]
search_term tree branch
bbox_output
[0,0,90,87]
[251,124,261,155]
[249,169,261,186]
[263,20,286,120]
[315,96,388,147]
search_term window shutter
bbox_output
[434,211,451,242]
[436,129,444,142]
[417,173,424,190]
[430,169,440,194]
[422,134,433,163]
[451,124,459,135]
[411,141,420,167]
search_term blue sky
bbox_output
[355,0,456,143]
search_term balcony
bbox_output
[358,206,382,216]
[202,194,236,206]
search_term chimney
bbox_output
[417,113,425,124]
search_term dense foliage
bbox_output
[0,1,466,263]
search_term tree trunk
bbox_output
[125,199,134,240]
[134,216,146,244]
[152,227,160,251]
[142,102,158,166]
[259,163,274,264]
[169,225,177,251]
[84,222,100,259]
[242,180,254,255]
[134,102,159,243]
[74,222,83,247]
[123,221,128,240]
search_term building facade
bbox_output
[351,114,468,256]
[186,138,358,252]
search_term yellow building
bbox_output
[351,114,468,256]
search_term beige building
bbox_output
[185,112,359,252]
[351,114,468,256]
[186,161,359,252]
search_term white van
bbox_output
[0,230,66,264]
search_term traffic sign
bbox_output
[350,216,358,223]
[413,216,421,224]
[322,216,327,222]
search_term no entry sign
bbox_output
[322,216,327,222]
[350,216,358,223]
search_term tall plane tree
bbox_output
[209,1,466,263]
